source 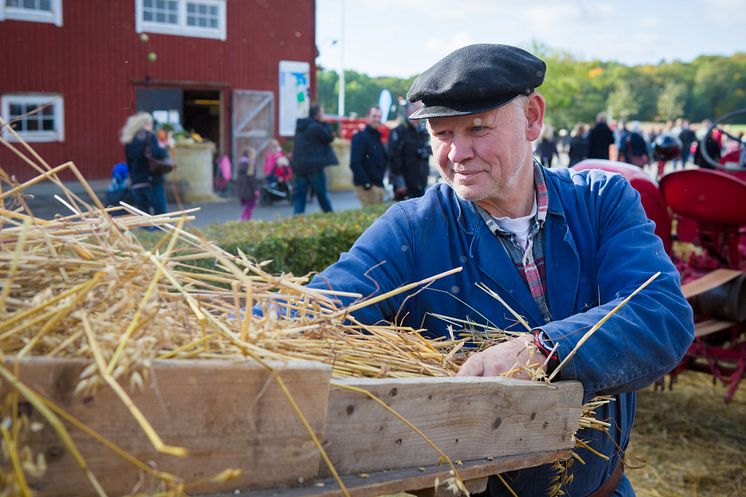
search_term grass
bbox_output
[626,371,746,497]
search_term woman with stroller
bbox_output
[261,139,293,204]
[120,112,172,215]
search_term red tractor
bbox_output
[574,110,746,402]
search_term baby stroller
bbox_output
[104,162,132,215]
[259,156,293,205]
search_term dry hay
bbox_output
[626,372,746,497]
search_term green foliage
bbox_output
[318,50,746,127]
[200,204,390,276]
[608,80,641,120]
[657,81,687,121]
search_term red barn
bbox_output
[0,0,316,181]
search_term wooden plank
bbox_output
[321,377,583,476]
[0,357,331,497]
[681,269,742,299]
[200,449,572,497]
[412,476,488,497]
[694,319,736,337]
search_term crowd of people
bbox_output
[115,100,744,222]
[537,115,745,172]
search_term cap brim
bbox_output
[408,93,522,120]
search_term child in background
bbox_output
[237,148,259,221]
[105,162,132,213]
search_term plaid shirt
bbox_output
[476,161,551,324]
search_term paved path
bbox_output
[20,182,364,228]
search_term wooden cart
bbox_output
[1,358,583,496]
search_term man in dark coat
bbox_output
[350,106,387,206]
[387,101,431,199]
[586,112,615,159]
[291,104,337,214]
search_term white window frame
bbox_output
[0,0,63,26]
[1,93,65,142]
[135,0,226,41]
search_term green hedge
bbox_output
[198,204,390,276]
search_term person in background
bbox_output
[567,122,589,166]
[613,120,629,162]
[677,120,696,169]
[263,139,285,177]
[350,106,387,206]
[587,111,615,160]
[291,104,336,215]
[388,101,432,199]
[557,128,570,154]
[619,121,649,168]
[535,124,559,168]
[237,148,259,221]
[693,120,721,169]
[105,162,131,213]
[120,112,172,215]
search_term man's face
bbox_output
[368,108,383,129]
[427,96,542,207]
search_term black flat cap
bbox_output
[407,44,546,119]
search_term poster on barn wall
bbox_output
[279,61,311,137]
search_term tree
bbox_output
[657,81,686,121]
[608,81,640,120]
[315,51,746,126]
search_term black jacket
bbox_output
[350,125,387,186]
[587,122,615,159]
[387,120,430,193]
[124,130,168,185]
[568,135,589,166]
[291,118,339,176]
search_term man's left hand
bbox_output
[456,335,546,380]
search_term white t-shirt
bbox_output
[491,197,537,251]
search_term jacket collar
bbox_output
[451,164,581,325]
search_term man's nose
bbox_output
[448,135,474,164]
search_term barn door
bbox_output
[232,90,274,178]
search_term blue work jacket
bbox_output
[309,167,694,497]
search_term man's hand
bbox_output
[456,335,547,380]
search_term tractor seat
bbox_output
[659,169,746,226]
[574,160,672,254]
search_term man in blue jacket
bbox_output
[350,106,387,206]
[308,44,693,497]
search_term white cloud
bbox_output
[639,17,663,29]
[425,32,477,54]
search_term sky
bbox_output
[316,0,746,79]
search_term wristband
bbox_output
[532,329,560,377]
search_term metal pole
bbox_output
[338,0,345,117]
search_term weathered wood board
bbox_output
[0,357,331,497]
[322,376,583,476]
[201,449,573,497]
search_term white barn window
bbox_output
[1,94,64,142]
[0,0,63,26]
[136,0,226,40]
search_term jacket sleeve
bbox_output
[311,121,335,144]
[349,133,371,185]
[387,129,404,175]
[306,204,415,324]
[149,133,169,160]
[541,174,694,402]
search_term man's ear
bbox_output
[525,92,546,141]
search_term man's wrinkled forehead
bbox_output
[426,98,520,131]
